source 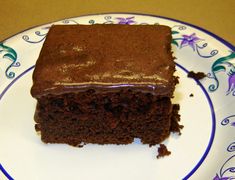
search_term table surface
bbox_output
[0,0,234,46]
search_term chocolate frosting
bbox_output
[31,24,176,98]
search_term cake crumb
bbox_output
[189,93,194,97]
[35,124,41,132]
[77,142,86,148]
[157,144,171,158]
[187,71,206,80]
[170,104,183,134]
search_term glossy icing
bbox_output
[31,24,176,97]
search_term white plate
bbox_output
[0,13,235,180]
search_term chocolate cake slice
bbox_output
[31,24,180,146]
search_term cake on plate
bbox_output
[31,24,181,146]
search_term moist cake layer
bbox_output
[35,89,175,146]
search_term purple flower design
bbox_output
[227,72,235,95]
[213,174,230,180]
[115,17,136,25]
[231,121,235,127]
[180,33,201,51]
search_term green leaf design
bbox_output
[171,31,179,35]
[213,66,226,72]
[0,43,20,79]
[171,40,179,47]
[171,31,180,47]
[212,51,235,72]
[3,53,16,61]
[0,43,17,60]
[7,47,17,59]
[209,51,235,92]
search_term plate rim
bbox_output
[0,12,233,180]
